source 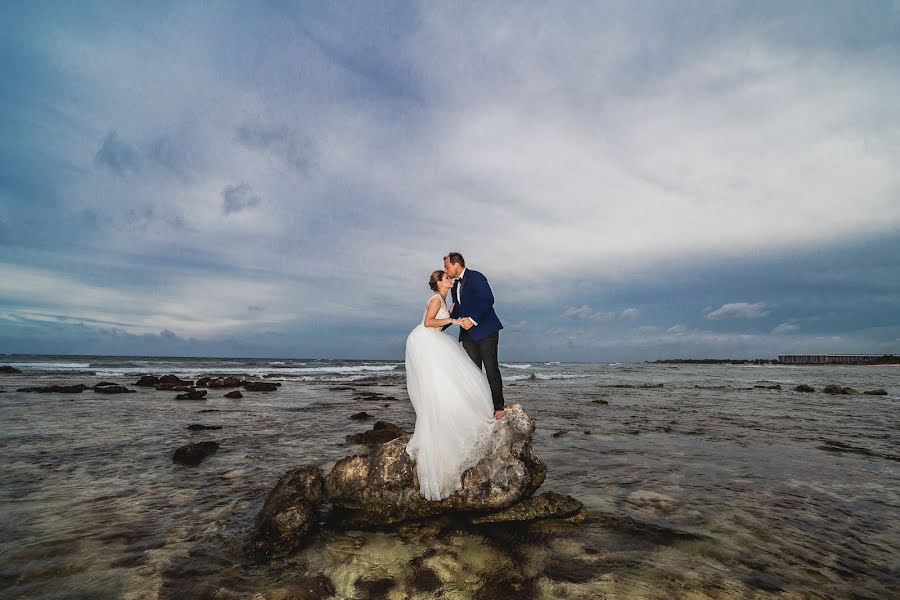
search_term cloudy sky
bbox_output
[2,1,899,361]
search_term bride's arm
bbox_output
[424,297,458,329]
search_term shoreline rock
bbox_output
[224,390,243,399]
[17,384,90,393]
[173,441,219,465]
[346,421,409,447]
[176,389,208,401]
[0,365,23,374]
[324,404,546,526]
[249,465,325,558]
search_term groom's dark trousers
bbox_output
[448,268,505,411]
[461,330,505,411]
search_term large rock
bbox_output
[346,421,409,447]
[135,375,159,387]
[17,384,90,393]
[249,465,325,558]
[1,365,23,374]
[324,404,546,525]
[94,384,135,394]
[172,441,219,465]
[176,389,208,400]
[207,376,243,388]
[864,389,888,395]
[243,381,279,392]
[160,374,194,386]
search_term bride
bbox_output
[405,269,497,501]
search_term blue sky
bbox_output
[2,1,899,361]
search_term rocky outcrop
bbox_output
[468,492,585,524]
[172,441,219,465]
[349,411,372,420]
[824,385,859,395]
[135,375,159,386]
[754,384,781,390]
[324,404,546,525]
[249,465,325,558]
[94,384,135,394]
[794,384,815,393]
[175,389,207,400]
[17,384,90,393]
[0,365,23,374]
[160,374,194,386]
[243,381,279,392]
[864,389,888,395]
[346,421,409,447]
[224,390,243,399]
[207,376,243,388]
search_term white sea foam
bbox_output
[500,363,532,370]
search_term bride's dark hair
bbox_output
[428,270,446,292]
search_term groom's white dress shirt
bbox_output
[455,268,477,326]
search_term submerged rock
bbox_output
[207,376,243,388]
[349,411,372,420]
[172,441,219,465]
[346,421,409,446]
[175,389,208,400]
[17,384,90,393]
[591,399,609,405]
[135,375,159,387]
[155,383,193,392]
[94,384,135,394]
[324,404,546,525]
[823,385,859,395]
[469,492,585,524]
[754,384,782,390]
[249,465,324,558]
[243,381,279,392]
[187,424,222,431]
[794,384,815,393]
[864,389,888,395]
[224,390,243,399]
[0,365,23,374]
[551,430,569,438]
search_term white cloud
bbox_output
[705,302,769,320]
[772,322,799,334]
[561,305,593,320]
[619,308,640,320]
[666,324,687,334]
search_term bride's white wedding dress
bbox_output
[405,294,496,501]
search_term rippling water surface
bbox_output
[1,355,898,599]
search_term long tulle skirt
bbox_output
[404,325,496,501]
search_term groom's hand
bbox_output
[461,318,474,330]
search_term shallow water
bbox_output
[1,356,898,599]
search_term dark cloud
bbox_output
[222,183,261,215]
[235,123,313,171]
[94,131,140,176]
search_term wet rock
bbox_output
[355,576,396,598]
[160,374,194,386]
[155,383,193,392]
[346,421,409,446]
[175,389,208,400]
[843,387,859,395]
[823,384,845,394]
[94,384,135,394]
[613,384,634,388]
[242,381,279,392]
[469,492,585,524]
[187,424,222,431]
[350,411,372,420]
[249,465,324,558]
[639,383,664,388]
[93,381,118,387]
[0,365,23,374]
[223,390,243,399]
[584,430,591,434]
[794,384,815,393]
[195,376,212,387]
[543,558,598,584]
[551,430,569,438]
[591,399,608,405]
[754,384,782,390]
[324,404,547,525]
[864,389,888,395]
[17,384,90,393]
[135,375,159,386]
[172,441,219,466]
[207,376,243,389]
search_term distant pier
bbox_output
[778,354,886,365]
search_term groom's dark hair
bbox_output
[446,252,465,267]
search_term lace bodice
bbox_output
[423,294,450,324]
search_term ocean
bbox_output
[1,354,898,599]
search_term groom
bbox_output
[443,252,506,419]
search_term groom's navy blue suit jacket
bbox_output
[449,269,503,342]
